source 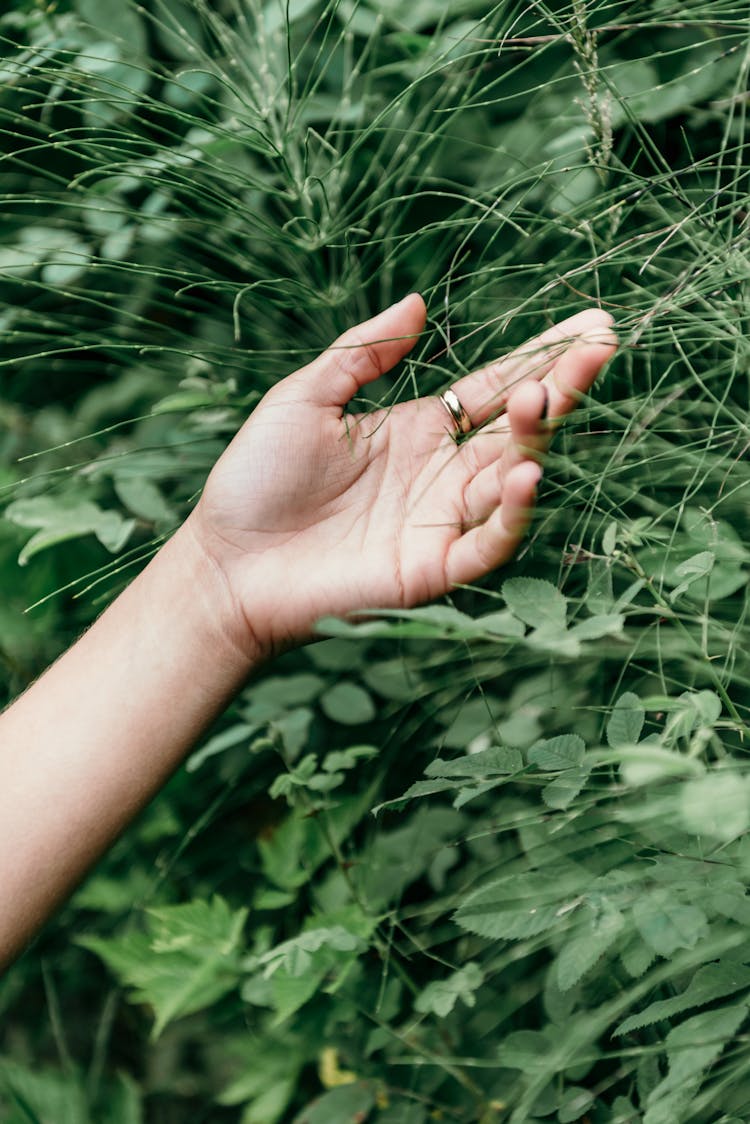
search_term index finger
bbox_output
[450,308,617,429]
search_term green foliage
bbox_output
[78,895,248,1038]
[3,0,750,1120]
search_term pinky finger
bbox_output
[445,460,542,588]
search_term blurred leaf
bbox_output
[320,681,376,724]
[78,896,248,1038]
[680,773,750,842]
[415,962,484,1017]
[6,496,135,564]
[291,1082,377,1124]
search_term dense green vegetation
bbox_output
[1,0,750,1120]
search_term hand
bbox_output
[188,294,617,660]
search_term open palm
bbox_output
[191,294,617,658]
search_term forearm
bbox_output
[0,517,256,969]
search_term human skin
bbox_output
[0,293,616,968]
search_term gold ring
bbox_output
[439,387,472,435]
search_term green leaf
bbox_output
[616,745,704,787]
[218,1037,302,1123]
[643,1003,748,1124]
[502,577,567,630]
[607,692,645,749]
[323,745,378,772]
[185,723,256,773]
[320,681,376,724]
[528,734,586,771]
[497,1029,554,1073]
[474,609,526,638]
[615,960,750,1037]
[454,869,588,940]
[632,889,708,958]
[569,613,624,641]
[291,1082,377,1124]
[558,1086,595,1123]
[102,1072,144,1124]
[113,476,175,526]
[669,550,715,602]
[680,773,750,841]
[424,745,523,778]
[6,495,135,564]
[602,521,618,556]
[40,240,92,285]
[556,903,625,991]
[75,0,147,54]
[78,896,247,1038]
[259,926,363,977]
[415,962,484,1018]
[317,604,480,641]
[620,937,657,979]
[251,674,325,708]
[542,766,590,810]
[0,1060,90,1124]
[372,777,459,814]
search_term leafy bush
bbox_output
[2,1,750,1121]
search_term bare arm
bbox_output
[0,294,617,968]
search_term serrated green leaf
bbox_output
[502,577,567,630]
[632,889,708,958]
[556,902,625,990]
[615,960,750,1037]
[643,1003,748,1124]
[425,745,523,778]
[78,896,247,1038]
[454,870,587,940]
[607,692,645,749]
[620,937,657,979]
[528,734,586,771]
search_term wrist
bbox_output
[175,511,272,672]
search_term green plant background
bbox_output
[1,1,750,1121]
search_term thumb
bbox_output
[293,292,427,410]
